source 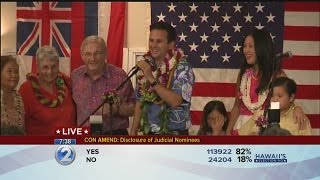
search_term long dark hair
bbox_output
[198,100,228,135]
[239,29,276,94]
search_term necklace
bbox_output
[137,47,185,134]
[1,90,24,129]
[27,73,67,108]
[239,68,267,113]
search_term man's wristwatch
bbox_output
[150,79,158,87]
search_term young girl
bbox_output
[198,100,228,136]
[270,77,312,135]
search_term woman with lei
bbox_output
[130,22,195,135]
[1,55,25,135]
[226,29,307,135]
[19,46,76,135]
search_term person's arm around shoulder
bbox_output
[18,82,30,124]
[298,116,313,135]
[226,73,241,135]
[292,105,309,130]
[226,97,241,135]
[276,70,307,130]
[60,73,72,90]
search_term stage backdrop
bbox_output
[12,2,319,135]
[149,2,320,135]
[16,2,124,84]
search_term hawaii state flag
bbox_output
[16,2,125,85]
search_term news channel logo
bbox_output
[55,145,76,165]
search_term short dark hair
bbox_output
[1,55,18,72]
[270,77,297,97]
[150,22,177,43]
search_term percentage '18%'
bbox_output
[238,156,252,162]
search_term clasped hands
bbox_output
[97,90,120,117]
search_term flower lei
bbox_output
[27,73,67,108]
[239,68,267,113]
[1,90,24,135]
[137,47,185,134]
[102,90,119,104]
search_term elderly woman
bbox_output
[1,55,25,135]
[19,45,76,135]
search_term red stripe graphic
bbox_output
[0,136,319,144]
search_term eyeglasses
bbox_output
[83,51,104,58]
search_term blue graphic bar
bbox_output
[54,139,76,145]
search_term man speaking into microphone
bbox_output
[130,22,195,136]
[71,35,135,135]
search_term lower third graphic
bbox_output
[254,153,287,163]
[55,145,76,165]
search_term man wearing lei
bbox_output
[130,22,195,136]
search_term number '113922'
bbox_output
[207,149,232,154]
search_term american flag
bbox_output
[151,2,320,135]
[16,2,125,86]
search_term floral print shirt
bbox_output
[136,59,195,132]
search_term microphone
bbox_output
[113,55,157,92]
[134,55,157,72]
[79,56,157,132]
[276,51,293,59]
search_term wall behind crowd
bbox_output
[1,2,319,135]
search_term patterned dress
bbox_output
[234,68,268,131]
[1,90,25,135]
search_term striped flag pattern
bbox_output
[150,2,320,135]
[16,2,125,87]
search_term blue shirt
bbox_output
[136,59,195,132]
